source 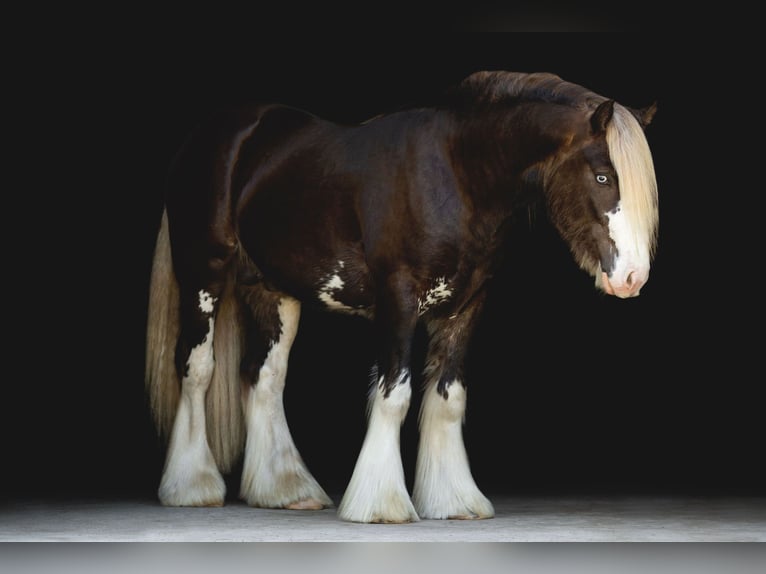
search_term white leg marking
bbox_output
[240,297,332,510]
[338,371,419,523]
[159,316,226,506]
[413,380,494,519]
[198,289,216,313]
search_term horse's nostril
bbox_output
[626,271,635,287]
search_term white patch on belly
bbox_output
[318,272,350,310]
[418,277,452,316]
[317,262,372,317]
[198,290,216,314]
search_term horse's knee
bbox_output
[372,371,412,420]
[425,379,466,423]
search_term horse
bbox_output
[144,70,658,523]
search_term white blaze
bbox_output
[605,205,650,294]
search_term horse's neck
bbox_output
[449,104,574,213]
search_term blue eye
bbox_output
[595,174,609,184]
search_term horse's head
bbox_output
[544,99,658,298]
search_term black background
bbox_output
[5,32,763,506]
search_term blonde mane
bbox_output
[607,104,659,260]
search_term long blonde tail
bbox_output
[144,207,245,472]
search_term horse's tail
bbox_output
[144,207,246,472]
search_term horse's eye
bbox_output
[595,174,609,184]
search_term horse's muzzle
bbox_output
[601,270,647,298]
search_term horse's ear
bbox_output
[630,101,658,128]
[590,99,615,134]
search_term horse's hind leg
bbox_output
[238,285,332,510]
[413,298,495,520]
[158,286,227,507]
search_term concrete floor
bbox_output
[3,496,766,574]
[2,495,765,542]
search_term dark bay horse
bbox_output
[145,71,658,523]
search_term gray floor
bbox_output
[2,495,765,542]
[4,497,766,574]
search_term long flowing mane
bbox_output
[445,70,601,108]
[448,70,659,260]
[606,106,659,260]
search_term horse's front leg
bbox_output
[338,272,420,523]
[413,294,495,520]
[158,285,227,507]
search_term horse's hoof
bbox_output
[370,516,417,524]
[158,472,226,508]
[285,498,329,510]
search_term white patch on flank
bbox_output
[338,370,419,523]
[198,290,216,314]
[413,379,494,519]
[240,297,332,509]
[418,277,452,316]
[158,316,225,506]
